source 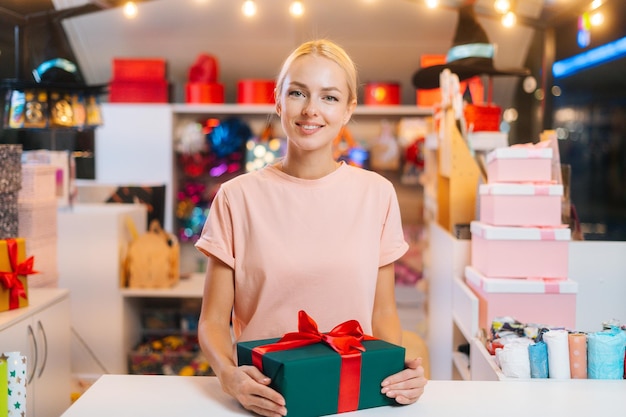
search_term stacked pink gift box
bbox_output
[466,142,577,332]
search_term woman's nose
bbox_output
[302,99,318,116]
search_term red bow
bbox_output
[252,310,375,413]
[0,239,36,309]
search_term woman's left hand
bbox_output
[380,357,428,405]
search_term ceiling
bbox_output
[0,0,603,106]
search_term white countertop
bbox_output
[62,374,625,417]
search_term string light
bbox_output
[289,1,305,17]
[590,11,604,26]
[123,1,138,18]
[425,0,439,9]
[242,0,257,17]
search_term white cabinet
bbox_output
[0,289,71,417]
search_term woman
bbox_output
[196,39,427,417]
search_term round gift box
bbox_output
[186,82,224,104]
[237,79,275,104]
[364,82,400,105]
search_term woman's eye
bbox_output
[324,95,339,102]
[288,90,304,98]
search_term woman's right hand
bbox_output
[220,365,287,417]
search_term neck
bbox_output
[279,156,340,180]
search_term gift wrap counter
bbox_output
[62,374,624,417]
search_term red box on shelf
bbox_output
[364,82,400,105]
[465,104,501,132]
[237,79,275,104]
[185,82,224,104]
[112,58,167,82]
[109,81,169,103]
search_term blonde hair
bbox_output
[275,39,358,106]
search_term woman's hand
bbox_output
[219,365,287,417]
[380,357,428,405]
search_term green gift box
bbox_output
[236,311,405,417]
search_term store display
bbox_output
[487,318,625,380]
[109,57,170,103]
[237,311,405,417]
[124,219,180,289]
[470,221,570,279]
[185,53,224,104]
[245,121,286,172]
[364,82,400,106]
[0,238,35,311]
[465,266,577,331]
[0,145,22,240]
[478,182,564,227]
[587,327,626,379]
[411,4,529,90]
[3,352,27,417]
[17,163,60,288]
[236,79,275,104]
[487,143,553,183]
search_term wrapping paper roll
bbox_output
[5,352,27,416]
[496,342,531,378]
[0,355,7,417]
[568,333,588,379]
[528,341,549,378]
[587,327,626,379]
[544,329,571,379]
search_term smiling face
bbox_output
[276,54,356,155]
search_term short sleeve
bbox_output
[379,184,409,267]
[194,186,236,269]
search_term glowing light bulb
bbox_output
[242,0,257,17]
[502,11,516,28]
[494,0,511,14]
[289,1,304,17]
[590,12,604,26]
[123,1,138,19]
[425,0,439,9]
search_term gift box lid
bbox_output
[479,182,563,196]
[486,145,553,163]
[470,221,571,241]
[465,266,578,294]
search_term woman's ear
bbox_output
[275,102,282,117]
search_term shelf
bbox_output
[452,351,471,381]
[120,272,204,298]
[170,103,432,117]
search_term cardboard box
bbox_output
[238,336,405,417]
[465,266,577,331]
[486,146,553,183]
[479,183,563,227]
[0,238,32,311]
[470,221,570,279]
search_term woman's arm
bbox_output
[197,255,287,417]
[372,262,428,405]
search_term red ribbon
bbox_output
[252,310,375,413]
[0,239,36,309]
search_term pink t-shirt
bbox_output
[195,162,408,343]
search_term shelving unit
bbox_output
[95,103,433,274]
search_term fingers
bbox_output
[224,366,287,416]
[380,357,428,405]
